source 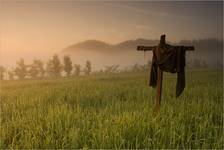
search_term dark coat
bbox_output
[149,44,186,97]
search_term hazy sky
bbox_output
[0,1,223,67]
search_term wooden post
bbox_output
[154,67,163,114]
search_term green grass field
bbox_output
[0,70,223,149]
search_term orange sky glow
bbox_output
[0,1,222,67]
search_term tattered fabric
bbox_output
[149,45,186,97]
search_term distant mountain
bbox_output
[61,38,223,70]
[116,38,159,49]
[63,39,160,53]
[179,38,223,66]
[61,38,160,70]
[64,40,113,52]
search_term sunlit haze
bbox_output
[1,1,223,68]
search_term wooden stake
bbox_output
[154,67,163,114]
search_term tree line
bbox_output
[0,54,91,80]
[1,54,221,81]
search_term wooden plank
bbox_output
[137,46,157,51]
[154,67,163,114]
[172,46,194,51]
[137,46,194,51]
[183,46,195,51]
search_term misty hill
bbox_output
[62,38,223,70]
[64,40,113,53]
[62,39,161,70]
[63,39,160,53]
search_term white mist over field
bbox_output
[1,1,222,70]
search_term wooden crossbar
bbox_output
[137,46,194,51]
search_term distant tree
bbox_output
[28,63,39,79]
[0,66,6,80]
[74,64,81,76]
[202,60,207,68]
[104,65,119,74]
[63,55,73,76]
[104,66,111,74]
[35,59,45,78]
[46,54,62,77]
[18,59,44,79]
[131,63,140,72]
[137,61,152,72]
[193,59,201,69]
[15,58,27,80]
[99,69,104,74]
[119,67,129,73]
[8,70,14,80]
[84,60,92,75]
[138,65,146,72]
[46,60,54,77]
[217,60,223,69]
[52,54,62,77]
[111,65,119,73]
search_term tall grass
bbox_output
[0,70,223,148]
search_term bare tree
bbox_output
[15,58,27,80]
[63,55,73,77]
[74,64,81,76]
[84,60,91,75]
